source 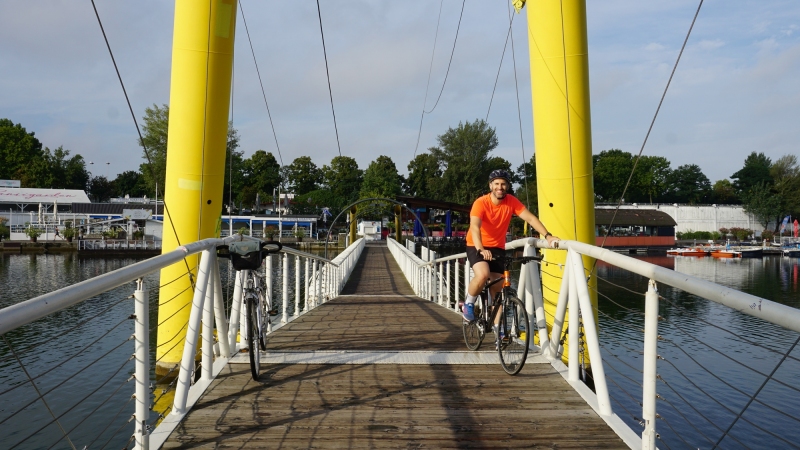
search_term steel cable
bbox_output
[1,336,76,450]
[238,2,284,166]
[89,0,194,282]
[0,317,130,397]
[0,337,133,428]
[0,296,129,364]
[84,396,134,450]
[46,377,131,450]
[315,0,342,158]
[9,354,133,449]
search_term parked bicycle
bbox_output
[217,239,282,380]
[462,254,540,375]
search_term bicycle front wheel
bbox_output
[246,295,262,381]
[462,300,484,350]
[498,296,530,375]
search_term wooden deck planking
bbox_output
[163,244,627,448]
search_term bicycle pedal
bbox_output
[268,308,279,316]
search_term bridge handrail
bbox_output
[0,235,238,336]
[554,240,800,335]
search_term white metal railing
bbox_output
[386,236,800,449]
[78,238,162,251]
[0,236,365,450]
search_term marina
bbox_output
[2,1,800,449]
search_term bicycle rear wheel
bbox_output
[462,299,484,350]
[246,295,262,380]
[498,296,530,375]
[257,291,269,351]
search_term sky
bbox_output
[1,0,799,185]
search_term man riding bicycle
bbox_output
[462,169,559,321]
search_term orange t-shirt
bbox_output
[466,194,526,248]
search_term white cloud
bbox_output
[697,39,725,50]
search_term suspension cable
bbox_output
[239,2,285,167]
[413,0,467,158]
[315,0,342,158]
[2,336,77,450]
[413,0,444,159]
[89,0,194,283]
[598,0,704,250]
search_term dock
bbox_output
[162,244,628,448]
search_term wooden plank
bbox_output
[163,364,627,449]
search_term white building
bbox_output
[357,220,382,241]
[596,204,774,235]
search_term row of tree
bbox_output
[2,110,799,231]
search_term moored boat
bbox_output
[711,250,742,258]
[667,247,708,257]
[738,248,763,258]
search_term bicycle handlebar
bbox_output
[215,240,283,259]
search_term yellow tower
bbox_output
[523,0,597,364]
[156,0,237,375]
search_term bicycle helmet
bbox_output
[488,169,511,183]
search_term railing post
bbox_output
[464,261,470,301]
[454,260,460,312]
[568,262,580,382]
[133,279,150,450]
[304,257,310,313]
[266,252,273,305]
[282,253,289,322]
[212,263,230,358]
[547,260,571,359]
[202,256,215,380]
[642,279,659,450]
[568,250,612,416]
[173,248,214,415]
[446,261,451,308]
[228,271,243,353]
[294,255,301,317]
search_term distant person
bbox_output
[55,226,60,239]
[462,169,559,323]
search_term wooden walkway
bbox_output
[162,243,627,449]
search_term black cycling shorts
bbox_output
[466,246,505,274]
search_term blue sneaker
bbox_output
[462,303,475,321]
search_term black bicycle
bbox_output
[217,240,282,380]
[462,254,540,375]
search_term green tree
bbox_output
[429,119,498,205]
[770,154,800,219]
[665,164,711,204]
[88,176,115,202]
[635,155,671,203]
[731,152,772,197]
[742,182,783,231]
[515,154,537,210]
[284,156,322,195]
[360,155,402,199]
[710,179,740,204]
[113,170,148,198]
[322,156,362,207]
[242,150,282,200]
[405,152,442,198]
[593,149,634,202]
[0,119,44,184]
[46,146,90,189]
[138,104,169,195]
